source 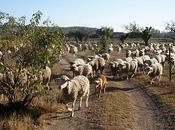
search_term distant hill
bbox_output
[60,26,97,35]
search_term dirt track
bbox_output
[41,56,165,130]
[41,80,165,130]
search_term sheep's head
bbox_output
[118,62,126,70]
[60,82,68,90]
[144,66,153,76]
[56,75,70,89]
[94,78,102,89]
[109,62,114,68]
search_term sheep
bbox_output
[69,45,78,55]
[101,53,110,61]
[94,75,108,98]
[89,57,105,76]
[70,58,85,67]
[109,59,124,79]
[155,54,166,66]
[72,63,93,78]
[131,49,139,57]
[141,55,150,62]
[125,57,133,62]
[139,49,145,56]
[118,60,138,80]
[126,50,131,57]
[134,57,144,71]
[59,75,90,117]
[115,45,121,53]
[144,58,158,68]
[40,66,51,89]
[144,63,163,84]
[108,47,114,54]
[70,59,85,77]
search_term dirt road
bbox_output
[41,79,165,130]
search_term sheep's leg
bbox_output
[86,90,89,107]
[71,97,77,117]
[99,89,102,98]
[79,97,83,110]
[158,75,161,82]
[150,78,154,84]
[66,104,72,112]
[103,88,106,93]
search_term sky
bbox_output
[1,0,175,32]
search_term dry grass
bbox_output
[90,91,134,130]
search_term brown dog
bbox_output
[94,75,108,98]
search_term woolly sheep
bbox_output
[118,60,138,80]
[101,53,110,61]
[109,59,124,79]
[41,66,51,89]
[73,63,93,77]
[70,58,85,77]
[89,57,105,76]
[155,55,166,66]
[60,75,90,117]
[144,63,163,84]
[126,50,132,57]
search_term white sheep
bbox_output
[144,63,163,84]
[101,53,110,61]
[89,56,105,76]
[60,75,90,117]
[70,58,85,77]
[126,50,132,57]
[109,59,124,79]
[118,60,138,80]
[41,66,52,89]
[144,58,158,67]
[73,63,93,77]
[155,54,166,66]
[69,45,78,55]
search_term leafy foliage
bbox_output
[66,31,89,43]
[0,11,65,107]
[141,27,152,46]
[97,27,113,53]
[124,22,140,33]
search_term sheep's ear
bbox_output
[61,82,68,90]
[95,80,100,83]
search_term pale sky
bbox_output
[1,0,175,32]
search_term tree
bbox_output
[165,21,175,39]
[120,33,129,44]
[141,27,152,46]
[166,21,175,33]
[125,22,152,46]
[96,27,113,53]
[66,31,89,43]
[124,22,140,33]
[0,11,65,108]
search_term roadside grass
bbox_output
[91,90,134,130]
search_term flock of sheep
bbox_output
[57,40,175,117]
[1,40,175,118]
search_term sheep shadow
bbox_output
[106,86,139,92]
